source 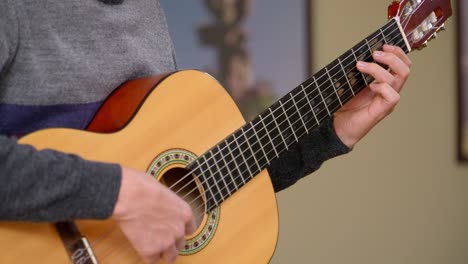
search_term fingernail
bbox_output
[384,44,395,50]
[374,51,384,57]
[357,61,367,68]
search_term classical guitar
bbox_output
[0,1,452,263]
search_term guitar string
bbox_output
[92,33,406,261]
[173,17,424,207]
[188,39,407,222]
[175,25,404,206]
[163,27,405,224]
[67,7,427,261]
[102,31,412,264]
[93,27,405,260]
[185,36,407,222]
[166,20,402,199]
[166,19,399,194]
[83,225,134,263]
[133,23,417,264]
[94,22,406,261]
[97,13,441,262]
[188,12,420,212]
[95,236,134,264]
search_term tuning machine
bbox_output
[437,23,446,32]
[417,41,429,50]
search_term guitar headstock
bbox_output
[388,0,452,50]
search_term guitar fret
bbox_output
[206,150,226,200]
[215,145,232,196]
[245,122,269,168]
[279,100,298,142]
[380,28,388,44]
[350,47,369,87]
[225,139,246,185]
[301,84,320,126]
[326,67,343,107]
[260,114,278,158]
[337,58,355,96]
[382,20,401,48]
[187,19,418,209]
[290,93,308,134]
[218,143,239,191]
[233,132,253,179]
[263,109,287,157]
[313,76,331,116]
[251,121,270,165]
[364,39,374,86]
[269,108,288,151]
[241,127,261,171]
[196,159,218,207]
[340,48,366,96]
[327,57,355,111]
[382,20,409,53]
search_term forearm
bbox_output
[0,135,121,221]
[267,117,351,192]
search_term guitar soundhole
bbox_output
[160,168,206,229]
[148,149,220,253]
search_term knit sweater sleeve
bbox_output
[0,3,122,222]
[0,135,122,221]
[0,0,18,73]
[267,117,351,192]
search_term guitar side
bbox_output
[0,70,279,263]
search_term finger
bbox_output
[383,44,412,68]
[176,237,186,251]
[372,50,410,88]
[162,245,178,264]
[185,217,197,236]
[368,82,400,117]
[356,61,394,85]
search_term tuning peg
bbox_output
[417,41,428,50]
[439,24,446,31]
[429,32,438,41]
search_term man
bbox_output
[0,0,411,263]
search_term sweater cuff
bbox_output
[299,116,352,174]
[268,116,351,192]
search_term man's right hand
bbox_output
[112,167,196,264]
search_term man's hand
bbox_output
[113,167,196,264]
[334,45,412,148]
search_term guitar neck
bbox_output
[189,18,411,211]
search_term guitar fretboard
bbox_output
[188,18,410,211]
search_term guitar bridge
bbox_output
[68,237,99,264]
[55,222,99,264]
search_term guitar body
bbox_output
[0,70,279,263]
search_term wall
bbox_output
[271,1,468,263]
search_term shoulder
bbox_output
[0,0,19,34]
[0,0,19,70]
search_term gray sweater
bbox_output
[0,0,350,221]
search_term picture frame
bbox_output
[458,1,468,162]
[161,0,312,121]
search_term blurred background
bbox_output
[161,0,307,121]
[161,0,468,263]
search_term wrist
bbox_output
[333,117,357,149]
[113,167,136,220]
